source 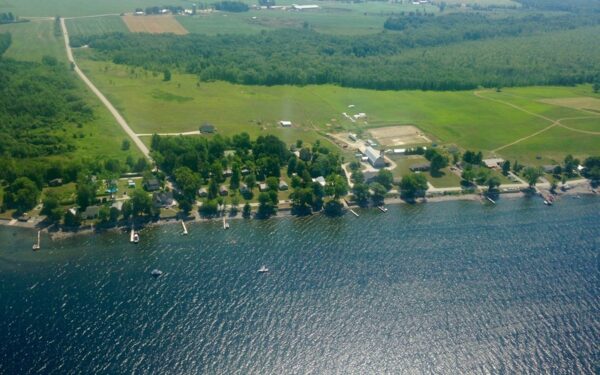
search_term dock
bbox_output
[486,196,496,205]
[223,216,229,230]
[181,220,188,235]
[32,230,41,251]
[130,228,135,243]
[349,209,359,217]
[378,206,388,213]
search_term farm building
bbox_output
[364,146,386,168]
[292,4,319,10]
[483,158,504,169]
[410,162,431,172]
[279,120,292,127]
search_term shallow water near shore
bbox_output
[1,197,599,374]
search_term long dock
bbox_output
[32,231,41,251]
[181,220,188,235]
[378,206,388,213]
[349,209,359,217]
[130,228,135,243]
[223,216,229,230]
[486,196,496,204]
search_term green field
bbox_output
[66,15,128,38]
[74,56,600,165]
[0,20,66,62]
[0,0,189,17]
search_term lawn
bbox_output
[66,16,129,38]
[42,183,77,205]
[0,20,66,62]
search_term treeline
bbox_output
[213,1,249,12]
[0,32,10,55]
[515,0,600,12]
[140,5,184,14]
[77,21,600,90]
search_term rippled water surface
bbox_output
[1,197,599,374]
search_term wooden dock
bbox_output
[181,220,188,235]
[378,206,388,213]
[32,230,41,251]
[486,196,496,204]
[223,216,229,230]
[130,228,135,243]
[349,209,359,217]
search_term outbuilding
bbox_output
[279,120,292,127]
[364,146,386,168]
[410,162,431,172]
[279,180,289,191]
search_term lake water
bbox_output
[1,197,598,374]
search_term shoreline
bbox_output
[1,182,596,241]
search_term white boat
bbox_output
[378,206,388,212]
[258,266,269,273]
[133,232,140,243]
[151,269,163,277]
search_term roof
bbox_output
[83,205,100,217]
[279,120,292,126]
[482,158,504,168]
[365,146,385,166]
[410,162,431,171]
[292,4,319,10]
[111,201,124,210]
[543,165,559,172]
[313,176,326,186]
[279,180,288,187]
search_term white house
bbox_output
[279,120,292,127]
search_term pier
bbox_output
[32,231,41,251]
[223,216,229,230]
[486,196,496,205]
[181,220,188,235]
[349,209,359,217]
[378,206,388,213]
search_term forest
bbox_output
[74,10,600,91]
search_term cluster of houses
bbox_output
[256,4,319,11]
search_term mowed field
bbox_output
[122,15,188,35]
[74,57,600,165]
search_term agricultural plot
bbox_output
[0,0,189,17]
[66,16,129,38]
[539,97,600,112]
[122,15,188,35]
[0,20,66,62]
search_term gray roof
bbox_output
[365,146,384,166]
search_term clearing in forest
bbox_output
[539,97,600,112]
[122,15,188,35]
[368,126,431,147]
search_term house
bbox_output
[279,180,289,191]
[198,187,208,197]
[392,149,406,155]
[153,191,174,208]
[279,120,292,127]
[111,201,123,211]
[127,179,136,188]
[68,207,78,216]
[543,165,559,174]
[410,162,431,172]
[259,183,269,192]
[482,158,504,169]
[144,178,161,192]
[223,169,233,177]
[312,176,326,187]
[240,183,250,193]
[83,205,100,219]
[134,10,145,15]
[48,178,63,187]
[219,185,229,196]
[200,123,215,133]
[364,146,386,168]
[241,168,251,175]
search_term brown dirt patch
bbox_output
[368,125,431,146]
[122,15,188,35]
[539,97,600,112]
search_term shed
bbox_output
[279,120,292,127]
[278,180,289,191]
[240,183,249,193]
[410,162,431,172]
[482,158,504,169]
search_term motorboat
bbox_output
[151,269,163,277]
[258,266,269,273]
[133,232,140,243]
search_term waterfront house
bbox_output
[83,206,100,219]
[144,178,161,192]
[153,191,175,208]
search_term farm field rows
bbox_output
[66,16,129,38]
[122,15,188,34]
[0,20,66,62]
[75,56,600,165]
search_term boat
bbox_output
[378,206,388,212]
[151,269,163,277]
[257,266,269,273]
[133,232,140,243]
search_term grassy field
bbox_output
[0,20,66,62]
[122,15,188,34]
[74,56,600,165]
[65,15,128,38]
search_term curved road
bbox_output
[59,18,151,159]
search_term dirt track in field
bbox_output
[122,15,188,35]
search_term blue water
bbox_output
[0,197,599,374]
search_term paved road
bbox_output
[59,18,151,159]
